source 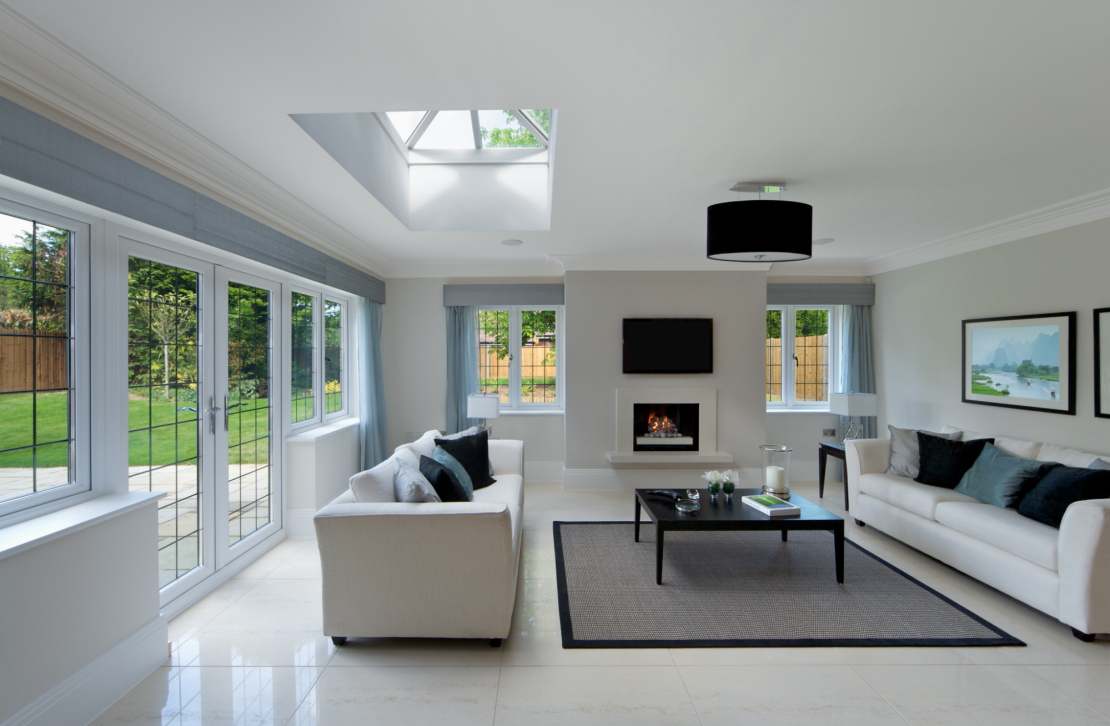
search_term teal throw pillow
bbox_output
[955,442,1057,509]
[432,445,474,501]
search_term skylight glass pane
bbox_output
[523,109,551,136]
[477,110,543,148]
[385,111,426,142]
[413,110,475,149]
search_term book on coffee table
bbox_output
[741,494,801,517]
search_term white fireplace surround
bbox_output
[607,388,734,465]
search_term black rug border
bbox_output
[552,521,1025,649]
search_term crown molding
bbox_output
[551,254,772,272]
[863,186,1110,275]
[386,258,566,279]
[766,261,870,277]
[0,2,392,279]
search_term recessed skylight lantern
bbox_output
[387,109,550,150]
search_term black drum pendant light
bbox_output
[707,184,812,262]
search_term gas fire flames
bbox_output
[646,411,681,438]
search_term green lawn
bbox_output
[971,374,1009,397]
[0,391,69,467]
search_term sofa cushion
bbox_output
[435,430,496,489]
[349,457,397,503]
[935,501,1059,571]
[954,442,1058,509]
[1037,443,1102,469]
[886,425,957,479]
[397,430,440,459]
[393,456,440,503]
[859,473,979,521]
[419,455,471,502]
[992,437,1043,461]
[1089,458,1110,471]
[432,446,474,499]
[472,474,524,555]
[915,433,993,489]
[1017,465,1110,528]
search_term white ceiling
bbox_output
[1,1,1109,278]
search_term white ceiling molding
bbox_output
[551,255,773,272]
[0,1,393,278]
[862,185,1110,276]
[387,259,566,279]
[766,262,871,277]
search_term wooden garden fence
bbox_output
[0,330,67,393]
[766,334,828,401]
[479,342,555,383]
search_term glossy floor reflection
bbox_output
[94,480,1110,725]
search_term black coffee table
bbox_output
[634,488,845,585]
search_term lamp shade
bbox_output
[830,393,878,417]
[707,200,813,262]
[467,393,501,419]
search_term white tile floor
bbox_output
[94,479,1110,725]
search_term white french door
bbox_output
[123,239,283,606]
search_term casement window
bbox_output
[766,306,837,411]
[0,205,89,518]
[290,291,348,427]
[477,306,562,410]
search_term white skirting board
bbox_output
[525,461,564,484]
[1,615,167,726]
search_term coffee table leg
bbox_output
[834,524,845,584]
[634,497,641,542]
[842,459,850,511]
[656,525,665,585]
[819,447,827,499]
[782,529,788,542]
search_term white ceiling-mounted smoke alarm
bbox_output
[812,238,834,246]
[500,239,523,246]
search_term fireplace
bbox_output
[633,403,699,452]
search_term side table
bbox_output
[819,441,849,511]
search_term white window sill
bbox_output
[497,409,564,417]
[0,491,163,562]
[287,416,360,441]
[767,408,834,414]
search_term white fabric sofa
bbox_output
[846,429,1110,640]
[313,430,524,646]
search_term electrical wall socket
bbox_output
[822,429,837,437]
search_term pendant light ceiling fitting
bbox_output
[707,182,813,263]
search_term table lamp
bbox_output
[466,393,501,436]
[830,392,878,441]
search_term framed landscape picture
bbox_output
[962,312,1076,415]
[1096,308,1110,419]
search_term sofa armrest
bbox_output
[1057,498,1110,635]
[845,438,891,513]
[313,498,515,639]
[489,439,524,477]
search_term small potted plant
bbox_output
[702,470,721,502]
[721,470,739,503]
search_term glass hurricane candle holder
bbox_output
[761,444,792,500]
[707,480,721,502]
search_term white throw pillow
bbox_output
[407,430,440,458]
[349,458,396,503]
[992,437,1043,460]
[1037,443,1101,468]
[393,456,440,503]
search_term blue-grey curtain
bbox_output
[838,304,877,439]
[357,297,388,470]
[446,306,480,434]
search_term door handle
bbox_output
[175,406,198,413]
[224,395,246,431]
[204,396,221,435]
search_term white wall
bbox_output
[563,271,766,488]
[379,277,565,469]
[874,217,1110,455]
[0,503,165,725]
[766,412,842,481]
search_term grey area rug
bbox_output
[553,522,1023,648]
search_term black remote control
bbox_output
[645,489,680,501]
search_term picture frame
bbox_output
[962,312,1076,416]
[1096,308,1110,419]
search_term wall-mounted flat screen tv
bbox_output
[623,318,713,374]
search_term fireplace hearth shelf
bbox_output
[606,450,735,466]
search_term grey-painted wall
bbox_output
[563,271,767,472]
[873,216,1110,456]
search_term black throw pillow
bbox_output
[1017,465,1110,528]
[434,430,497,490]
[914,433,994,489]
[419,455,470,502]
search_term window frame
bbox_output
[0,200,92,521]
[322,296,348,422]
[288,286,321,430]
[766,305,837,412]
[478,305,563,412]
